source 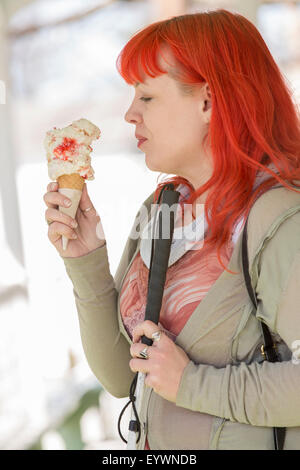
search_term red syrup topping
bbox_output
[53,137,78,161]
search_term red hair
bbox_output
[116,9,300,274]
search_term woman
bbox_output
[43,10,300,449]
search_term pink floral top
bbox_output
[120,235,234,342]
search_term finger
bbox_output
[132,320,162,344]
[45,207,78,228]
[43,190,72,210]
[43,182,59,209]
[47,181,58,192]
[79,183,96,214]
[48,221,78,243]
[129,358,149,374]
[130,343,154,359]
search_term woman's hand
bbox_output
[43,181,106,258]
[129,320,190,403]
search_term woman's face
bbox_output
[124,49,213,189]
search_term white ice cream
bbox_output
[44,118,101,181]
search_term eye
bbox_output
[140,97,152,102]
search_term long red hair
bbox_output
[116,9,300,274]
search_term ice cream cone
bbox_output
[45,118,100,250]
[57,173,85,250]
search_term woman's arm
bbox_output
[176,356,300,427]
[176,211,300,427]
[62,242,135,398]
[61,192,154,398]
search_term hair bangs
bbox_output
[116,25,169,85]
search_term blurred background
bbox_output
[0,0,299,450]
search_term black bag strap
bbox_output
[241,215,286,450]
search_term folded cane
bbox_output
[124,183,180,449]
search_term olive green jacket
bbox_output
[62,185,300,450]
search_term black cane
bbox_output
[141,184,180,342]
[123,183,180,449]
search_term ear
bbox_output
[201,83,212,125]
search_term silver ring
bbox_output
[83,206,93,212]
[152,331,161,342]
[139,347,149,360]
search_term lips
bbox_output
[137,139,147,148]
[135,134,148,141]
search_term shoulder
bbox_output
[247,184,300,267]
[248,184,300,230]
[123,190,155,251]
[141,191,155,212]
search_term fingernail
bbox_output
[65,199,71,207]
[71,233,77,239]
[71,221,78,228]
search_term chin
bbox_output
[145,153,172,173]
[145,153,159,172]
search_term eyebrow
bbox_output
[134,82,149,88]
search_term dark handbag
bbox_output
[242,214,286,450]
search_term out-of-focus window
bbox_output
[4,0,158,450]
[258,2,300,102]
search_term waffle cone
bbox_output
[57,173,85,190]
[57,175,84,251]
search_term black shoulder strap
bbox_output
[241,215,286,450]
[242,217,280,362]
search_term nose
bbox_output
[124,101,142,125]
